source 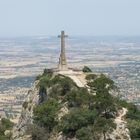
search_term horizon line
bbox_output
[0,34,140,39]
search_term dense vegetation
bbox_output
[30,69,117,140]
[120,101,140,140]
[28,68,140,140]
[0,118,13,140]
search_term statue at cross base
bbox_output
[58,31,68,71]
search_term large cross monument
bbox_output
[58,31,68,71]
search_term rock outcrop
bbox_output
[12,81,39,140]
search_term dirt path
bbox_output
[113,108,131,140]
[115,108,127,122]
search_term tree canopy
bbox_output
[31,68,140,140]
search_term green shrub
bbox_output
[27,124,49,140]
[127,119,140,139]
[82,66,92,73]
[76,126,94,140]
[85,74,97,81]
[65,88,94,108]
[49,75,77,97]
[93,117,116,140]
[88,74,115,92]
[60,108,97,136]
[0,118,13,140]
[33,98,59,132]
[1,118,13,130]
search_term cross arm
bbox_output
[58,35,68,38]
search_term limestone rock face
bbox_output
[12,81,39,140]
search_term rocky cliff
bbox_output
[12,81,39,140]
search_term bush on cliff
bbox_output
[82,66,92,73]
[0,118,13,140]
[33,98,59,132]
[60,108,98,137]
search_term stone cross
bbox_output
[58,31,68,70]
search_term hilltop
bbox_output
[11,67,140,140]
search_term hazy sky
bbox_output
[0,0,140,37]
